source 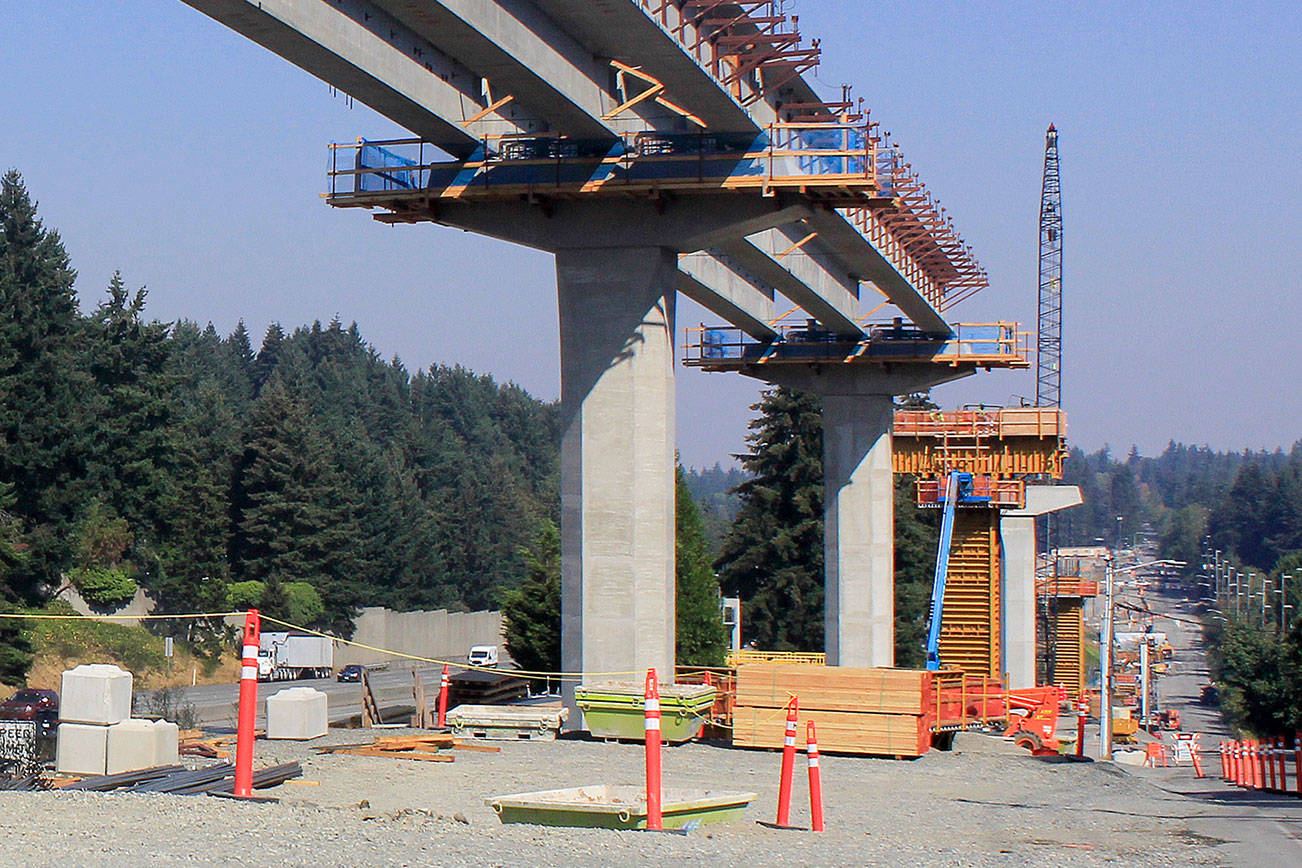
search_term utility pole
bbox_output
[1101,553,1115,759]
[1139,638,1151,724]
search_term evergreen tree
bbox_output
[83,271,175,543]
[230,376,364,632]
[716,387,824,651]
[0,170,89,593]
[500,519,561,674]
[676,465,727,666]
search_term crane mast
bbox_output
[1037,125,1063,408]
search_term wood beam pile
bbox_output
[731,664,935,757]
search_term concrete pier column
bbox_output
[556,247,677,712]
[822,393,895,667]
[999,515,1037,689]
[1000,485,1084,688]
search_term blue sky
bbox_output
[4,1,1299,468]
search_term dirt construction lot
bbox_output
[0,728,1273,867]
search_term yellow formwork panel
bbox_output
[892,442,1066,478]
[1048,599,1086,698]
[937,510,1001,679]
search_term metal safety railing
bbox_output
[327,121,879,202]
[683,321,1030,368]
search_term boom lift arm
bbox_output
[924,471,963,670]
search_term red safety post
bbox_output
[806,721,824,832]
[234,608,260,799]
[1253,741,1264,789]
[644,668,663,832]
[776,696,799,827]
[1295,732,1302,797]
[1076,700,1086,758]
[1190,734,1204,779]
[437,663,450,729]
[1237,741,1246,787]
[1231,742,1240,786]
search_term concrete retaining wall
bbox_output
[334,608,503,666]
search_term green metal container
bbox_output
[486,785,755,830]
[575,681,716,743]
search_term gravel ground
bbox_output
[0,729,1244,866]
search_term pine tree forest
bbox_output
[0,171,561,666]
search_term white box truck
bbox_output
[258,632,334,681]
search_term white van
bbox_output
[468,645,499,667]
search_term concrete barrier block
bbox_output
[55,722,108,776]
[60,664,133,725]
[106,719,158,774]
[266,687,328,740]
[153,719,179,766]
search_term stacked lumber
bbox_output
[731,664,934,757]
[314,733,501,762]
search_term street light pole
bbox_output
[1101,554,1115,759]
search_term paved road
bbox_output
[143,663,470,730]
[1121,583,1302,866]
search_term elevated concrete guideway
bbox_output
[176,0,1008,707]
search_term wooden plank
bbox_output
[731,706,930,757]
[734,664,929,714]
[451,740,502,753]
[342,747,455,763]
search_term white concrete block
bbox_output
[153,719,179,766]
[60,664,133,725]
[55,722,108,776]
[266,687,328,740]
[106,719,157,775]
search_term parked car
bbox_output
[336,664,365,683]
[1200,683,1220,706]
[0,688,59,736]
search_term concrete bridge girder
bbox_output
[182,0,543,155]
[371,0,680,137]
[677,253,777,341]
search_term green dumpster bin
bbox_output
[575,681,716,743]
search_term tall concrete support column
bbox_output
[999,516,1037,689]
[1000,485,1083,688]
[822,393,895,668]
[556,247,678,714]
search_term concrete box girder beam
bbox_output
[677,253,777,341]
[531,0,764,133]
[373,0,667,138]
[803,209,952,336]
[181,0,539,156]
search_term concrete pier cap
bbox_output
[1000,485,1083,689]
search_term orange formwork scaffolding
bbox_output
[894,408,1068,680]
